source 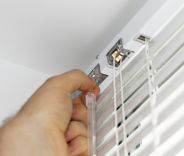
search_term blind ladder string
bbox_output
[113,59,120,156]
[119,60,129,156]
[145,38,161,156]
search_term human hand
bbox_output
[0,70,100,156]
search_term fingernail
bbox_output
[93,87,100,96]
[84,86,100,98]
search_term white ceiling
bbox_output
[0,0,148,75]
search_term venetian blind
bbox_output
[95,18,184,156]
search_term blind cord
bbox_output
[119,60,129,156]
[113,60,120,156]
[145,38,161,156]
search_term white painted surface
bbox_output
[0,0,148,75]
[0,59,48,125]
[0,0,149,124]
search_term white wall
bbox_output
[0,0,148,75]
[0,0,149,124]
[0,59,49,125]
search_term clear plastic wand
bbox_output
[86,92,96,156]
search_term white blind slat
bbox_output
[95,4,184,156]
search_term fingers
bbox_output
[45,70,99,94]
[66,121,87,142]
[68,136,88,156]
[66,120,88,156]
[72,98,88,125]
[66,97,89,156]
